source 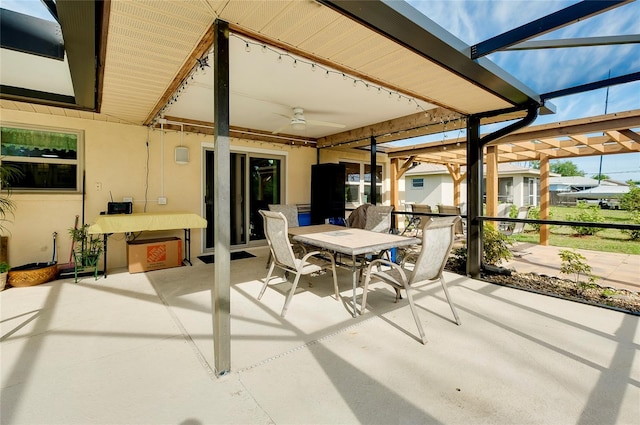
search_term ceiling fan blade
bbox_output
[306,119,346,128]
[272,123,291,135]
[274,112,293,119]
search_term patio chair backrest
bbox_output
[260,210,297,270]
[411,204,432,230]
[437,204,464,236]
[268,204,299,227]
[510,206,531,235]
[365,205,393,233]
[411,216,458,283]
[497,203,513,218]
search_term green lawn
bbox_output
[512,206,640,255]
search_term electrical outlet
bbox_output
[158,197,167,205]
[95,182,102,191]
[123,197,133,203]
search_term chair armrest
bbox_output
[302,250,336,264]
[365,258,408,282]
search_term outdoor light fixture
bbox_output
[175,146,189,164]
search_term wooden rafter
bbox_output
[386,109,640,166]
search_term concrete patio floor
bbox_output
[1,246,639,424]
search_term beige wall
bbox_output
[0,109,319,270]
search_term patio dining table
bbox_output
[289,224,420,317]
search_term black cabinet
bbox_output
[311,163,345,225]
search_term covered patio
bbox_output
[2,0,639,382]
[2,248,639,424]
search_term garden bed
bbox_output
[445,259,640,315]
[481,270,640,315]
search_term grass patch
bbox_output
[512,206,640,255]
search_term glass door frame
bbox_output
[200,142,288,253]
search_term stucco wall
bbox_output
[0,109,317,270]
[405,175,454,208]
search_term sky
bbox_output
[4,0,639,181]
[407,0,640,183]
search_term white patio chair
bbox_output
[266,204,304,267]
[410,204,432,236]
[501,206,530,236]
[437,204,465,238]
[268,204,299,227]
[361,216,462,344]
[497,203,513,232]
[259,210,339,317]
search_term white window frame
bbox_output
[411,178,424,189]
[340,160,384,208]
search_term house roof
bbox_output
[549,176,614,187]
[557,185,630,199]
[404,162,557,177]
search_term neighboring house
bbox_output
[404,163,557,209]
[551,176,630,207]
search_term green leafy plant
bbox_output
[446,223,513,271]
[567,201,604,236]
[526,206,552,232]
[509,204,518,218]
[483,223,513,265]
[621,210,640,240]
[559,249,597,286]
[69,224,103,267]
[620,183,640,212]
[0,261,10,273]
[0,161,23,233]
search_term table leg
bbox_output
[351,254,357,317]
[183,229,192,266]
[102,234,108,278]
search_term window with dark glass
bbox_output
[1,125,82,191]
[341,161,384,205]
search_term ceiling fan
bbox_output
[272,107,345,134]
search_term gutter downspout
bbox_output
[466,102,539,278]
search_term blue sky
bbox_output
[408,0,640,182]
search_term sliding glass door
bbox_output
[204,149,283,251]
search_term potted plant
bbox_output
[0,261,10,291]
[0,161,23,234]
[68,224,102,282]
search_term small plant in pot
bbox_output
[69,224,102,272]
[0,261,10,291]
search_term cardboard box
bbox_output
[127,237,182,273]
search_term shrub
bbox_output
[566,201,604,236]
[559,249,597,286]
[447,223,513,270]
[527,206,552,232]
[483,223,513,265]
[621,210,640,240]
[620,183,640,211]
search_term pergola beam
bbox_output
[504,34,640,51]
[471,0,631,59]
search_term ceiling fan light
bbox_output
[291,121,306,131]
